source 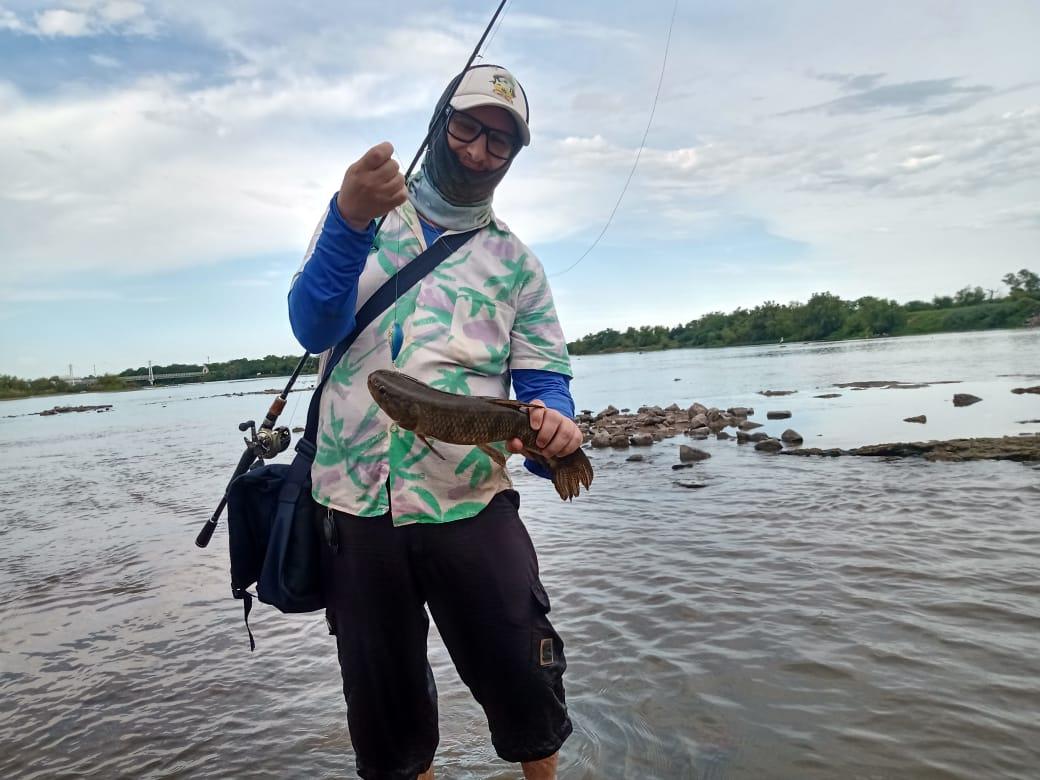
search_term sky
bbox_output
[1,0,1038,379]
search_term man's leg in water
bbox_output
[419,751,558,780]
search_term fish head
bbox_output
[367,369,420,430]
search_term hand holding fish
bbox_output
[336,141,409,232]
[505,400,583,458]
[368,370,593,500]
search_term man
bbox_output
[288,64,581,780]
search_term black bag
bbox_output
[224,227,480,650]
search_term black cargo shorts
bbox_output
[320,490,572,780]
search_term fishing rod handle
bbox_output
[195,499,225,548]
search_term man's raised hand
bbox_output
[336,142,408,231]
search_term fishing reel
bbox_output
[239,419,292,461]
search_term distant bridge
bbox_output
[121,362,209,386]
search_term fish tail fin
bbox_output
[550,448,594,501]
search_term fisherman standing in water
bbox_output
[288,65,581,779]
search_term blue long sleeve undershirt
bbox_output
[288,194,574,479]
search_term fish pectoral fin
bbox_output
[478,442,508,467]
[521,447,555,469]
[417,433,447,460]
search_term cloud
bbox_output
[783,77,993,117]
[813,71,886,92]
[3,1,154,38]
[35,9,91,37]
[0,7,27,32]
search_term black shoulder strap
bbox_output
[299,227,481,452]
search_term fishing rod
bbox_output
[195,0,510,549]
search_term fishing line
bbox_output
[477,0,513,59]
[549,0,679,279]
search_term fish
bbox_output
[367,369,594,500]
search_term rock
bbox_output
[687,403,708,419]
[727,407,751,417]
[716,431,732,440]
[781,436,1040,462]
[674,378,682,382]
[904,415,927,424]
[665,402,680,411]
[590,432,612,448]
[621,408,630,413]
[292,426,305,433]
[626,454,646,462]
[781,429,803,444]
[1011,386,1040,395]
[815,393,842,399]
[736,431,750,444]
[597,404,620,418]
[679,445,711,462]
[749,432,771,442]
[580,409,592,415]
[690,413,708,429]
[629,433,654,446]
[767,410,792,420]
[755,438,784,453]
[609,434,630,448]
[739,420,763,431]
[953,394,982,407]
[652,432,663,442]
[688,427,711,439]
[38,404,113,416]
[758,389,797,397]
[671,463,694,470]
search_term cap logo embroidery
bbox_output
[491,74,516,104]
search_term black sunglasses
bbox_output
[444,107,521,161]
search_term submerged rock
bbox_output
[590,432,611,448]
[783,436,1040,462]
[767,410,792,420]
[38,404,113,416]
[679,445,711,462]
[903,415,927,424]
[755,438,784,453]
[758,389,797,396]
[626,454,646,462]
[953,393,982,407]
[780,429,803,444]
[815,393,842,399]
[629,433,654,447]
[1011,385,1040,395]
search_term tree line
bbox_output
[4,270,1038,398]
[1,354,320,400]
[568,269,1040,355]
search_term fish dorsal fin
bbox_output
[483,397,538,411]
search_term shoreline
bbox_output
[570,324,1038,358]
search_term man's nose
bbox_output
[464,135,488,166]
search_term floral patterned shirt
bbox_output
[306,199,572,525]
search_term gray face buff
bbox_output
[421,116,513,205]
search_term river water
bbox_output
[1,329,1038,779]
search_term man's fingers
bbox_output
[360,141,395,170]
[373,158,401,184]
[375,176,408,200]
[506,437,524,453]
[535,415,561,449]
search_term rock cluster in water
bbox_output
[38,404,113,416]
[575,402,802,460]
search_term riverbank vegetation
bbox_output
[568,269,1040,355]
[1,355,320,400]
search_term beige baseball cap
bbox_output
[449,64,531,146]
